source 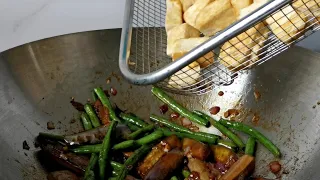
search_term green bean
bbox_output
[81,112,93,130]
[217,139,238,151]
[193,110,245,149]
[220,120,281,157]
[108,178,117,180]
[136,130,163,145]
[110,161,124,171]
[150,115,218,143]
[72,131,162,153]
[116,145,151,180]
[126,123,141,131]
[128,125,154,139]
[245,137,256,156]
[84,153,98,180]
[84,170,95,180]
[92,90,98,102]
[112,170,119,177]
[182,169,191,178]
[84,104,101,128]
[113,140,135,150]
[170,176,178,180]
[99,121,118,180]
[94,87,121,122]
[160,128,217,144]
[119,112,148,128]
[151,87,209,126]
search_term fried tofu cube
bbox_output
[166,0,183,32]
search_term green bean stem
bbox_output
[119,113,148,128]
[151,87,209,126]
[81,112,93,130]
[245,137,256,156]
[160,128,217,144]
[98,121,118,180]
[92,90,98,102]
[193,110,245,149]
[94,87,121,122]
[116,145,151,180]
[84,153,98,180]
[128,125,154,139]
[84,104,101,128]
[182,169,191,178]
[150,115,218,143]
[220,120,281,157]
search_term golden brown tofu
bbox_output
[220,155,255,180]
[293,0,320,23]
[167,23,200,56]
[168,61,201,89]
[181,0,196,12]
[183,0,214,28]
[182,138,211,161]
[194,0,238,36]
[231,0,253,14]
[165,0,183,32]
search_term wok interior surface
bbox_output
[1,29,320,179]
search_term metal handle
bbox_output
[119,0,291,85]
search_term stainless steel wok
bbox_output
[1,29,320,180]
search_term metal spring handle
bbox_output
[119,0,290,85]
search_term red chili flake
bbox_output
[209,106,220,115]
[170,112,180,119]
[159,104,168,114]
[110,87,117,96]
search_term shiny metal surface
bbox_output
[1,29,320,179]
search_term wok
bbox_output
[1,29,320,180]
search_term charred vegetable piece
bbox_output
[161,128,216,144]
[220,155,255,180]
[220,120,281,157]
[39,139,89,175]
[84,153,98,180]
[119,112,148,128]
[47,170,79,180]
[151,115,218,143]
[245,137,256,156]
[188,158,215,180]
[94,100,111,125]
[193,110,245,149]
[144,148,184,180]
[81,112,93,131]
[211,145,238,172]
[128,125,154,139]
[117,145,151,180]
[151,87,209,126]
[84,103,101,128]
[137,135,181,178]
[99,120,118,180]
[94,87,122,122]
[182,138,211,161]
[217,139,238,152]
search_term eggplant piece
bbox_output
[39,139,89,175]
[144,148,184,180]
[47,170,79,180]
[220,155,255,180]
[137,135,181,178]
[94,100,111,125]
[188,158,221,180]
[182,138,210,161]
[211,145,238,172]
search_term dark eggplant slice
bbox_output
[47,170,79,180]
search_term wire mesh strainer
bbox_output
[119,0,320,95]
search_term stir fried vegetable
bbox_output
[220,120,281,157]
[38,86,282,180]
[151,87,209,126]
